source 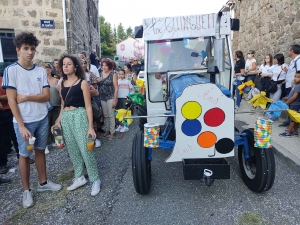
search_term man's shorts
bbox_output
[14,116,48,157]
[290,105,300,112]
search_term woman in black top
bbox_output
[233,51,245,110]
[52,55,101,197]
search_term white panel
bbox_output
[166,83,234,162]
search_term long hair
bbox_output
[58,54,86,81]
[235,51,245,62]
[264,54,273,66]
[124,63,132,72]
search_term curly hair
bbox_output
[100,58,113,70]
[13,32,40,49]
[58,54,86,81]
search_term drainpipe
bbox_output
[62,0,67,49]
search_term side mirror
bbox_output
[231,18,240,31]
[134,26,143,38]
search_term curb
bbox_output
[272,141,300,175]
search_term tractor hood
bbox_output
[169,74,231,116]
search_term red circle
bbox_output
[204,108,225,127]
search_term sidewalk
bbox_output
[235,99,300,174]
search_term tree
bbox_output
[113,25,117,44]
[126,26,133,37]
[99,16,115,58]
[117,23,127,43]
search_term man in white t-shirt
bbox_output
[1,32,62,208]
[77,52,100,78]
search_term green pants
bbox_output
[61,107,99,182]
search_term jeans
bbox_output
[234,80,243,107]
[0,109,19,166]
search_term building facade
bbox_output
[232,0,300,64]
[0,0,100,63]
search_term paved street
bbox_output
[1,119,300,225]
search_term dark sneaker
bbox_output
[278,122,289,127]
[0,165,9,174]
[0,178,11,185]
[279,132,292,137]
[292,132,299,137]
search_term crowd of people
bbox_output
[0,32,142,208]
[234,44,300,137]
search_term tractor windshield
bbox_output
[147,37,210,73]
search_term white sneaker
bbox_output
[91,179,101,196]
[95,139,101,148]
[23,190,34,208]
[45,146,49,154]
[37,180,62,192]
[235,105,239,111]
[120,126,129,132]
[67,176,87,191]
[115,125,121,132]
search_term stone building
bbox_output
[232,0,300,64]
[0,0,100,63]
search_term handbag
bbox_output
[91,98,101,119]
[266,70,282,94]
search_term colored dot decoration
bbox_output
[197,131,217,148]
[204,108,225,127]
[180,101,233,154]
[181,119,202,136]
[181,101,202,120]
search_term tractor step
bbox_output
[182,158,230,180]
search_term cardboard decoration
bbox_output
[166,83,234,162]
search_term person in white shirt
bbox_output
[115,69,134,137]
[285,45,300,96]
[77,52,100,78]
[270,54,288,101]
[245,50,257,82]
[1,32,62,209]
[258,54,273,94]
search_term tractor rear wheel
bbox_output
[138,104,147,131]
[132,131,152,194]
[238,129,275,193]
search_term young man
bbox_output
[1,32,62,209]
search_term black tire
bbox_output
[238,129,275,193]
[132,131,151,194]
[138,104,147,131]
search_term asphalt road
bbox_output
[1,120,300,225]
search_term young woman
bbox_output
[52,55,101,196]
[233,51,245,110]
[245,50,257,82]
[270,54,288,101]
[98,59,118,140]
[258,54,273,93]
[124,63,137,86]
[43,63,60,154]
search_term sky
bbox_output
[99,0,228,29]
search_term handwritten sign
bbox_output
[166,83,234,162]
[40,20,55,29]
[143,13,231,41]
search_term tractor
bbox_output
[131,11,275,195]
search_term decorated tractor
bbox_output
[131,11,275,195]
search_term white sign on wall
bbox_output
[143,12,231,41]
[166,83,235,162]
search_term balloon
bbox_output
[160,45,172,56]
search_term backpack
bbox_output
[295,57,300,71]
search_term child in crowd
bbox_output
[115,69,134,138]
[279,71,300,137]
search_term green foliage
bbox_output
[126,26,133,37]
[117,23,127,43]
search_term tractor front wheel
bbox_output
[132,131,152,194]
[238,129,275,193]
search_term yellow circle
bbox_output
[181,101,202,119]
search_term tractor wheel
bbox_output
[238,129,275,193]
[138,104,147,131]
[132,131,151,194]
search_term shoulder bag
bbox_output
[266,70,282,94]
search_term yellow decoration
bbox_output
[136,78,146,88]
[115,109,133,125]
[181,101,202,120]
[238,80,255,94]
[287,110,300,123]
[248,92,272,110]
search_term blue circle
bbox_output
[181,119,202,136]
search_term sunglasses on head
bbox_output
[133,60,137,61]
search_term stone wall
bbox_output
[232,0,300,65]
[0,0,67,62]
[67,0,100,55]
